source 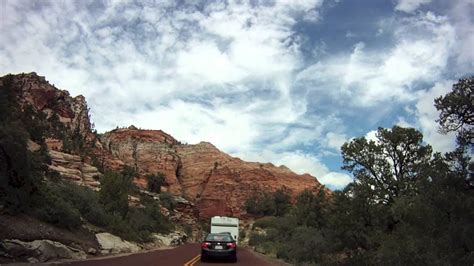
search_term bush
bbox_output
[56,182,110,226]
[99,171,132,218]
[159,192,177,211]
[32,184,82,230]
[248,232,266,246]
[107,202,173,242]
[253,216,278,229]
[244,187,291,217]
[147,172,165,193]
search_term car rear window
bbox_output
[206,234,233,241]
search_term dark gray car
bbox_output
[201,233,237,262]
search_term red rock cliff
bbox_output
[1,72,324,220]
[103,130,323,219]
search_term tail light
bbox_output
[201,242,211,248]
[227,242,236,249]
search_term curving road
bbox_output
[61,244,275,266]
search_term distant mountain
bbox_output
[0,72,324,219]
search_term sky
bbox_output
[1,0,472,190]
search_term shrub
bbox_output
[32,184,82,230]
[147,172,165,193]
[253,216,278,229]
[159,192,177,211]
[248,232,266,246]
[244,187,291,217]
[99,171,132,218]
[57,182,110,226]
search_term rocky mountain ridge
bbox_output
[1,72,324,219]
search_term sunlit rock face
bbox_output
[175,142,322,219]
[101,127,183,194]
[1,72,324,219]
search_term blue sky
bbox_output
[1,0,472,190]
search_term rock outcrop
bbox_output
[151,231,188,247]
[0,239,87,263]
[3,72,95,141]
[100,127,182,193]
[48,150,101,188]
[95,233,141,254]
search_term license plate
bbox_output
[214,246,223,250]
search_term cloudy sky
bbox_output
[1,0,472,189]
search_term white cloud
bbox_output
[395,0,432,13]
[325,132,348,151]
[449,0,474,73]
[365,130,379,143]
[297,12,455,107]
[413,81,456,153]
[319,172,353,189]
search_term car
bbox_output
[201,233,237,262]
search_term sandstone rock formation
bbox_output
[100,127,182,193]
[48,150,101,188]
[103,130,322,219]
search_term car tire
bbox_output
[231,255,237,263]
[200,255,207,262]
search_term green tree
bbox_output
[99,168,134,218]
[341,126,432,205]
[434,77,473,146]
[147,172,166,193]
[244,188,291,217]
[0,76,45,212]
[0,123,41,212]
[273,187,291,217]
[435,77,473,186]
[293,189,327,228]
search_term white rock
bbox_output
[95,233,141,254]
[0,239,87,262]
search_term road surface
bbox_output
[61,244,276,266]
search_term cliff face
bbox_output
[104,131,322,219]
[178,143,321,218]
[100,127,182,194]
[1,73,102,187]
[1,72,323,219]
[5,72,94,141]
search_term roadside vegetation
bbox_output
[246,78,474,265]
[0,75,173,243]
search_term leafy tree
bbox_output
[244,187,291,217]
[293,189,327,228]
[272,187,291,217]
[99,168,134,218]
[147,172,166,193]
[434,77,473,146]
[435,77,473,187]
[0,123,41,212]
[341,126,432,205]
[0,76,45,212]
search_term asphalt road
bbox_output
[61,244,274,266]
